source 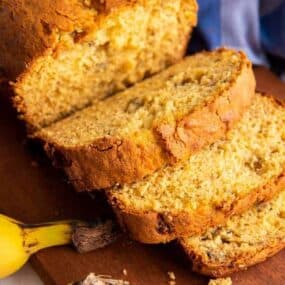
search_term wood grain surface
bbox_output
[0,68,284,285]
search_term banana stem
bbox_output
[20,218,120,255]
[22,221,74,254]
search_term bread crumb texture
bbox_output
[110,94,285,235]
[182,190,285,277]
[38,49,246,147]
[36,48,254,191]
[4,0,197,129]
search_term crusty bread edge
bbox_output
[155,49,256,163]
[41,136,167,191]
[107,170,285,244]
[181,236,285,277]
[37,49,255,191]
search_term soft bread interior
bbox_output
[110,95,285,214]
[37,49,244,146]
[181,190,285,270]
[15,0,197,129]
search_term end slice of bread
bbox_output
[108,94,285,243]
[1,0,198,130]
[181,190,285,277]
[36,48,255,190]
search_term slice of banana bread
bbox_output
[36,48,255,190]
[181,190,285,277]
[108,94,285,243]
[0,0,198,130]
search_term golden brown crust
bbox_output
[108,171,285,243]
[38,50,255,191]
[182,238,285,277]
[0,0,135,79]
[155,50,256,162]
[43,137,166,191]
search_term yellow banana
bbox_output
[0,214,119,279]
[0,214,73,279]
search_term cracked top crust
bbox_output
[0,0,136,79]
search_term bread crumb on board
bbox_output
[70,273,130,285]
[167,271,176,284]
[122,269,128,276]
[167,272,176,280]
[208,277,232,285]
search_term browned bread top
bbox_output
[0,0,135,79]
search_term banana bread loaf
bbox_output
[0,0,198,130]
[108,94,285,243]
[36,48,255,190]
[181,190,285,277]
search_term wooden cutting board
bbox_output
[0,67,284,285]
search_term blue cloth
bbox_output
[189,0,285,74]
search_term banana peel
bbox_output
[0,214,120,279]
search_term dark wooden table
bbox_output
[0,68,284,285]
